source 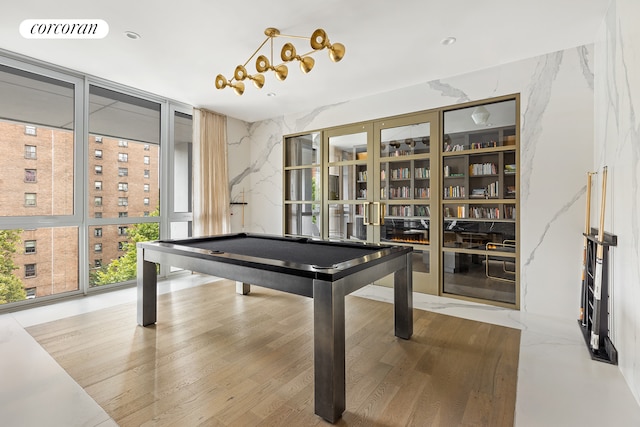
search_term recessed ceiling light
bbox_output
[441,37,456,46]
[267,92,276,97]
[124,31,141,40]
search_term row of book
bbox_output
[415,187,430,199]
[504,205,516,219]
[388,205,414,217]
[380,168,431,181]
[389,167,411,179]
[415,167,430,178]
[444,185,466,199]
[444,206,467,218]
[443,205,515,220]
[388,186,411,198]
[469,207,500,219]
[469,140,498,149]
[387,205,431,217]
[444,140,501,151]
[469,162,497,176]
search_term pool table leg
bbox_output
[313,279,346,423]
[394,253,413,339]
[137,247,157,326]
[235,281,251,295]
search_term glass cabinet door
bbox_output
[374,111,439,294]
[283,132,321,237]
[441,98,518,305]
[324,124,373,241]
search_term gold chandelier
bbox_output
[215,27,345,96]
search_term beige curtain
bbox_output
[193,108,230,236]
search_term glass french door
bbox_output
[323,123,374,242]
[373,111,439,294]
[322,113,439,293]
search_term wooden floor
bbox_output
[28,280,520,426]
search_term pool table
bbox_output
[136,233,413,423]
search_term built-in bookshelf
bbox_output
[283,97,518,304]
[379,139,432,225]
[442,126,517,225]
[440,97,519,307]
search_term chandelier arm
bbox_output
[270,37,273,66]
[274,33,311,41]
[298,50,320,58]
[242,37,271,68]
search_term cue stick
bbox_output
[579,171,596,326]
[590,166,607,352]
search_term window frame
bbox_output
[24,144,37,159]
[25,263,37,278]
[24,192,37,207]
[25,240,37,254]
[25,168,37,183]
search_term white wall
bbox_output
[227,46,595,322]
[594,0,640,406]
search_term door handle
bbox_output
[373,202,382,226]
[363,203,370,224]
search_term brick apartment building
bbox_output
[0,120,159,300]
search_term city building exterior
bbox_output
[0,120,159,300]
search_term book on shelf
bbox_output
[470,206,500,219]
[470,188,487,198]
[469,162,497,176]
[504,164,516,174]
[444,144,465,152]
[444,206,466,218]
[389,186,410,198]
[390,168,410,180]
[414,167,430,179]
[484,181,499,198]
[415,187,430,199]
[504,205,516,219]
[470,140,498,149]
[444,185,465,199]
[415,205,430,217]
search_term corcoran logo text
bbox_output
[20,19,109,39]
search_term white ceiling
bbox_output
[0,0,610,123]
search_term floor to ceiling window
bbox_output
[87,85,161,287]
[0,62,82,305]
[0,54,194,307]
[169,109,193,240]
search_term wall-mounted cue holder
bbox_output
[579,227,618,364]
[230,189,247,227]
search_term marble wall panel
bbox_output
[594,0,640,406]
[227,46,595,325]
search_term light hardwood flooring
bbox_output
[28,280,520,426]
